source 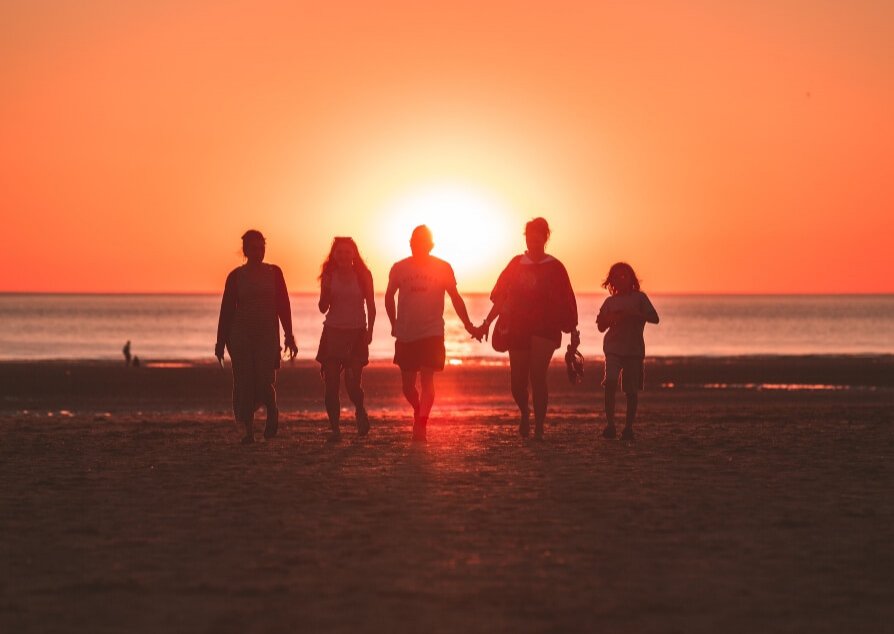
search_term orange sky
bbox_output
[1,0,892,293]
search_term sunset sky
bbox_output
[1,0,891,293]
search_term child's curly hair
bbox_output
[602,262,641,296]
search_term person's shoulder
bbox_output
[431,256,457,279]
[547,256,568,273]
[266,263,285,276]
[427,255,450,268]
[389,257,411,276]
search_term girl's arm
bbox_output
[596,299,615,333]
[364,271,376,344]
[318,272,331,313]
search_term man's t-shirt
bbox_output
[389,256,457,342]
[597,291,658,358]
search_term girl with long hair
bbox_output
[316,237,376,441]
[596,262,659,440]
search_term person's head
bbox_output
[602,262,640,296]
[319,236,370,280]
[410,225,434,256]
[524,217,551,253]
[241,229,266,263]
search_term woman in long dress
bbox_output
[478,218,579,439]
[215,230,298,444]
[316,237,376,441]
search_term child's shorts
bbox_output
[603,354,644,393]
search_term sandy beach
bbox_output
[1,357,893,633]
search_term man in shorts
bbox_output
[385,225,480,441]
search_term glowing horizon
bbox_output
[1,1,892,294]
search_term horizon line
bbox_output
[1,290,893,297]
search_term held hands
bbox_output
[465,321,488,342]
[283,335,298,360]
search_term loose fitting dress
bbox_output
[216,263,293,422]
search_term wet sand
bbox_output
[1,358,893,633]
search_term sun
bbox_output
[382,183,515,285]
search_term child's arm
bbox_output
[596,300,614,332]
[642,293,659,324]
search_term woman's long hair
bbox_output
[602,262,641,296]
[319,237,370,284]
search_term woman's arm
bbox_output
[561,264,580,347]
[215,270,238,359]
[275,266,298,358]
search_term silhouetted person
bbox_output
[478,218,579,439]
[132,355,140,367]
[123,340,131,366]
[216,230,297,444]
[385,225,480,441]
[596,262,659,441]
[316,237,376,442]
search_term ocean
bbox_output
[1,294,892,361]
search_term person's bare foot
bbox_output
[356,408,370,437]
[518,412,530,438]
[602,424,617,439]
[412,418,427,442]
[263,407,278,439]
[240,434,254,445]
[621,426,635,441]
[326,427,342,443]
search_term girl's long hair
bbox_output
[602,262,641,296]
[319,237,370,284]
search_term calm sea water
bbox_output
[0,294,892,361]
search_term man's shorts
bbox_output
[602,354,644,393]
[394,336,446,372]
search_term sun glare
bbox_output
[382,184,514,284]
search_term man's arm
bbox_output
[447,285,479,339]
[385,274,398,337]
[364,271,377,344]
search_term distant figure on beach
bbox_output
[478,217,579,439]
[132,355,140,367]
[123,340,131,366]
[596,262,659,441]
[385,225,480,442]
[317,237,376,442]
[215,230,298,444]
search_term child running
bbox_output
[596,262,659,440]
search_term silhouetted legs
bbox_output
[232,356,276,443]
[401,369,435,441]
[509,336,555,439]
[603,384,638,440]
[323,363,369,440]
